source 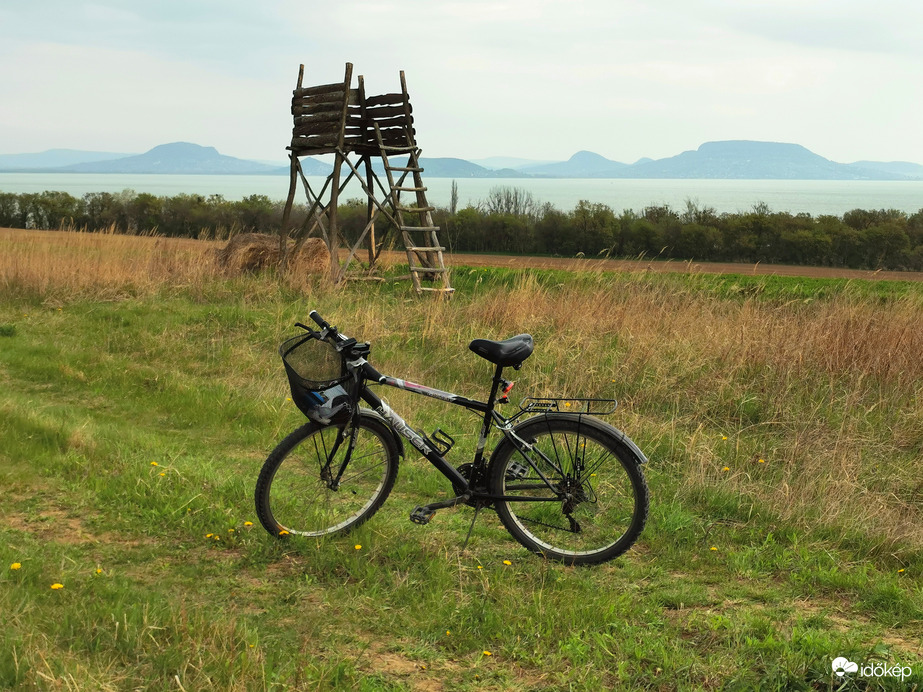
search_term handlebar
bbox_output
[307,310,348,344]
[308,310,330,331]
[306,310,384,383]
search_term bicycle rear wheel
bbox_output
[488,414,648,565]
[255,410,400,537]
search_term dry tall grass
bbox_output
[348,270,923,556]
[3,228,921,557]
[0,228,340,299]
[0,227,223,299]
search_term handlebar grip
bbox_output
[361,361,385,384]
[308,310,329,330]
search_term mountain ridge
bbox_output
[1,140,920,180]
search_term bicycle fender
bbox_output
[492,413,648,470]
[612,426,648,464]
[568,413,649,465]
[359,407,405,459]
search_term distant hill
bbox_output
[522,151,630,177]
[468,156,557,171]
[2,140,919,180]
[367,156,526,178]
[505,141,915,180]
[626,141,909,180]
[847,160,923,179]
[55,142,297,175]
[0,148,136,170]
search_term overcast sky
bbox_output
[1,1,921,165]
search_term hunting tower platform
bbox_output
[280,63,453,295]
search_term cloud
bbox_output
[1,0,921,163]
[0,40,290,159]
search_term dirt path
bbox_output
[398,251,923,282]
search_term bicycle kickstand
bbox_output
[461,505,482,551]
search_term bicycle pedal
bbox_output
[410,506,436,525]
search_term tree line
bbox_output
[2,187,922,271]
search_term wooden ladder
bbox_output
[374,124,453,295]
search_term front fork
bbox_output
[322,422,360,490]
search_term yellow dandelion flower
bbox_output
[10,563,21,570]
[722,467,730,472]
[206,533,213,538]
[758,458,765,463]
[279,530,290,536]
[721,436,728,441]
[446,630,451,636]
[503,560,512,566]
[477,565,483,570]
[159,472,166,477]
[898,568,905,573]
[95,568,103,575]
[483,650,492,656]
[150,461,158,466]
[228,528,235,533]
[354,544,362,550]
[50,583,64,590]
[243,521,253,527]
[710,546,718,551]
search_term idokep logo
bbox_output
[832,657,858,677]
[832,656,913,681]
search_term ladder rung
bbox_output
[400,225,439,232]
[395,186,426,192]
[408,246,445,252]
[397,206,435,213]
[387,166,423,172]
[380,144,417,152]
[410,266,449,273]
[418,287,456,293]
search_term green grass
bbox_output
[2,265,923,690]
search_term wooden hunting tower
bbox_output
[279,63,453,295]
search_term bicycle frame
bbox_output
[308,311,625,509]
[356,362,510,498]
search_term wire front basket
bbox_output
[279,332,351,423]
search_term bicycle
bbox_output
[255,310,649,565]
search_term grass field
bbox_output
[2,228,922,690]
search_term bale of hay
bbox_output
[290,237,330,275]
[215,233,330,275]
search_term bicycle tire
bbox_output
[255,410,400,538]
[488,413,648,565]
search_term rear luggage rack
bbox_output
[519,398,618,415]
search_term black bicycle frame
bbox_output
[357,362,510,495]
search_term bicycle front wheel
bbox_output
[255,410,400,537]
[488,414,648,565]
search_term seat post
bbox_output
[470,363,506,470]
[486,363,506,411]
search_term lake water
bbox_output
[1,172,921,217]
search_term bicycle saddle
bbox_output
[468,334,534,367]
